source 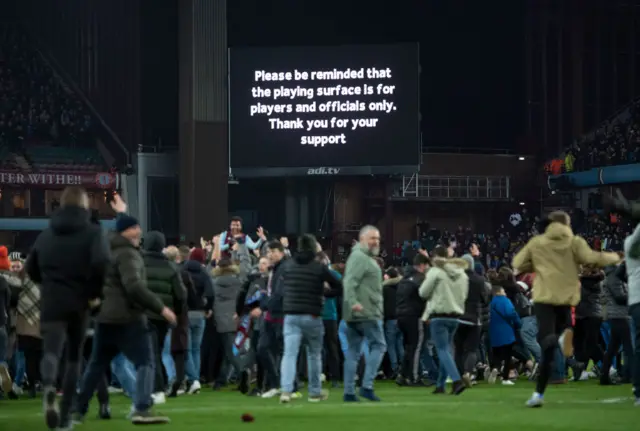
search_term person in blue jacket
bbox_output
[488,285,521,385]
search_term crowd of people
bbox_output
[0,186,639,429]
[0,25,95,164]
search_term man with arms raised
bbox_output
[512,211,619,408]
[342,225,387,402]
[75,195,176,424]
[25,186,110,430]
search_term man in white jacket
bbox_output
[419,246,468,395]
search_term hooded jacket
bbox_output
[395,266,426,319]
[183,260,214,312]
[342,243,383,322]
[512,222,620,306]
[25,206,111,322]
[603,264,628,320]
[281,250,341,317]
[98,232,164,324]
[575,272,604,318]
[211,243,252,332]
[142,231,186,321]
[382,274,403,320]
[460,269,489,325]
[419,257,469,321]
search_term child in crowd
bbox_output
[488,285,521,385]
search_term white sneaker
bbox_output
[308,389,329,403]
[108,386,123,394]
[261,388,280,399]
[280,393,291,404]
[488,369,499,384]
[579,371,589,381]
[187,380,201,394]
[12,383,24,395]
[526,392,544,408]
[320,373,327,382]
[501,380,515,386]
[0,364,13,393]
[151,392,166,405]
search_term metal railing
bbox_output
[398,174,511,201]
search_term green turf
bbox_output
[0,381,636,431]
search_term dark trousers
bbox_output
[491,343,514,381]
[215,332,245,385]
[398,316,424,381]
[454,324,481,375]
[251,330,264,391]
[630,303,640,398]
[17,335,42,396]
[40,312,88,424]
[534,303,572,395]
[200,318,219,383]
[574,316,603,365]
[257,320,283,391]
[82,335,108,405]
[147,319,169,393]
[323,320,340,381]
[170,351,186,394]
[77,321,155,415]
[602,318,633,382]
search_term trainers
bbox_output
[261,388,280,399]
[151,392,166,405]
[131,410,170,425]
[308,389,329,402]
[43,388,60,430]
[501,380,515,386]
[559,329,574,357]
[451,380,466,395]
[461,373,472,388]
[526,392,544,408]
[487,368,499,384]
[0,363,12,393]
[187,380,201,394]
[358,387,380,401]
[98,404,111,420]
[11,383,24,396]
[343,393,359,402]
[279,392,291,404]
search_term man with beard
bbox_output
[218,216,267,259]
[342,225,387,402]
[23,187,110,430]
[75,195,176,425]
[513,211,620,408]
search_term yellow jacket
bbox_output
[512,222,620,306]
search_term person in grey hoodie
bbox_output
[212,242,251,393]
[601,263,632,385]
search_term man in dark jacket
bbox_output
[395,253,429,386]
[182,247,214,394]
[573,268,605,380]
[601,263,632,384]
[24,186,110,430]
[258,240,290,398]
[382,268,403,378]
[279,234,341,403]
[75,195,176,425]
[142,231,186,403]
[455,254,490,386]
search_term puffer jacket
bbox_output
[212,264,243,333]
[575,272,604,318]
[603,264,629,320]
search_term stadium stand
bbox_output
[0,24,105,171]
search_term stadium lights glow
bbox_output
[519,202,525,206]
[518,156,525,161]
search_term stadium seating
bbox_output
[0,25,105,171]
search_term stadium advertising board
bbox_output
[0,171,119,189]
[229,43,420,177]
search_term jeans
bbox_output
[429,318,461,388]
[550,346,566,381]
[78,321,155,414]
[185,315,206,382]
[111,354,137,396]
[11,349,26,385]
[339,320,369,360]
[420,338,439,381]
[384,319,404,371]
[162,331,176,384]
[520,316,542,363]
[343,320,386,395]
[281,315,324,395]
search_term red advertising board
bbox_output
[0,171,119,189]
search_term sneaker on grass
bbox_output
[131,409,170,425]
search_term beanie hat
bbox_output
[9,251,23,262]
[460,254,474,270]
[0,246,10,271]
[116,214,139,233]
[189,247,206,264]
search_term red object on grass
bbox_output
[241,413,255,422]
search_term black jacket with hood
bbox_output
[576,272,604,318]
[183,260,214,312]
[26,206,111,322]
[395,266,426,319]
[460,270,489,325]
[382,275,403,320]
[260,256,291,318]
[282,248,342,317]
